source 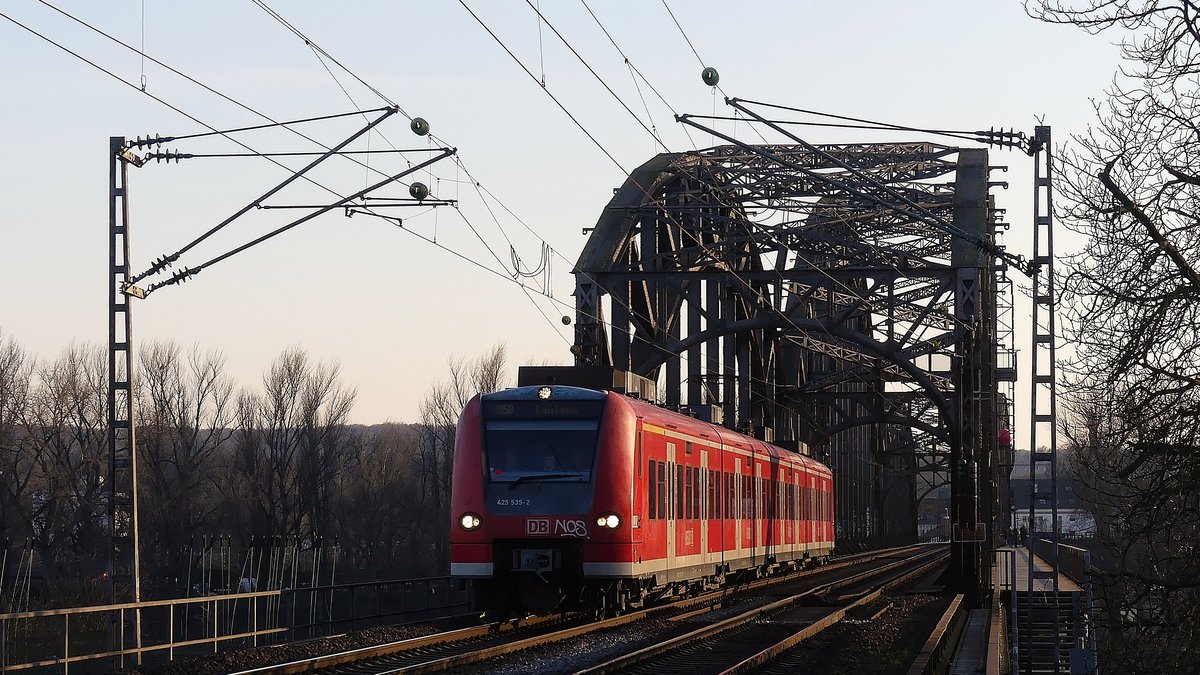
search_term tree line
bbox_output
[0,330,508,606]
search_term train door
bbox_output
[733,455,742,564]
[699,447,709,568]
[633,423,644,548]
[762,447,777,564]
[748,456,758,557]
[666,441,677,581]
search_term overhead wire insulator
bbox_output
[701,66,719,87]
[139,253,179,280]
[151,266,197,291]
[974,127,1030,152]
[128,134,175,149]
[410,117,430,136]
[409,182,429,200]
[147,149,194,163]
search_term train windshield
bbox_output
[484,419,599,483]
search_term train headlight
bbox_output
[459,513,482,531]
[595,513,621,529]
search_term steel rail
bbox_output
[723,551,951,675]
[575,546,948,675]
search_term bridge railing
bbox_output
[0,576,472,674]
[1030,538,1090,585]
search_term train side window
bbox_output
[714,471,722,519]
[784,478,790,520]
[708,470,716,519]
[667,462,673,521]
[676,464,685,521]
[725,471,732,519]
[703,469,709,519]
[727,472,734,520]
[687,467,693,521]
[691,466,700,516]
[818,482,824,521]
[743,474,751,519]
[662,456,672,521]
[692,466,700,520]
[637,433,643,477]
[719,471,724,519]
[704,470,711,519]
[684,466,692,519]
[662,458,672,516]
[648,459,657,520]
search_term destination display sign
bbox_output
[483,400,604,419]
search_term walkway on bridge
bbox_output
[946,546,1086,675]
[995,546,1081,594]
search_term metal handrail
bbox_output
[0,588,285,622]
[0,575,471,674]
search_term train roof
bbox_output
[483,385,607,401]
[486,384,830,475]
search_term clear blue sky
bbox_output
[1,1,1119,424]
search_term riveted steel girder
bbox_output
[572,143,1001,555]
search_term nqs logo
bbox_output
[554,519,588,537]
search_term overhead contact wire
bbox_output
[523,0,668,152]
[456,0,627,174]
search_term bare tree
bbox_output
[229,347,357,542]
[416,343,508,571]
[1027,1,1200,669]
[135,341,235,586]
[18,344,109,585]
[0,331,34,546]
[331,423,426,577]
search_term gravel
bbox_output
[752,592,952,675]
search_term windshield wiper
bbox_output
[507,472,585,490]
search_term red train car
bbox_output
[450,384,834,614]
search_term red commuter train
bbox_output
[449,384,835,615]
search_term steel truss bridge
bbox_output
[570,138,1028,599]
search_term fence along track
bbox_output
[0,575,470,673]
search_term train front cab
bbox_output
[450,386,636,614]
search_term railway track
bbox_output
[577,545,947,675]
[227,544,940,675]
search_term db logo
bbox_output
[525,518,551,535]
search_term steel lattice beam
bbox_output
[572,143,1003,571]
